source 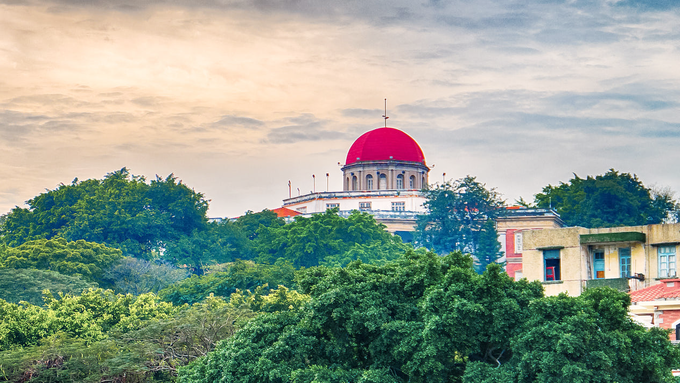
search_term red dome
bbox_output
[345,127,426,166]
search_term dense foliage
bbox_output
[0,238,123,283]
[179,251,680,383]
[104,258,189,295]
[534,169,679,228]
[416,176,505,271]
[0,287,305,382]
[158,259,296,306]
[0,168,209,258]
[0,268,96,306]
[253,209,407,268]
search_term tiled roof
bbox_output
[630,279,680,303]
[270,207,301,218]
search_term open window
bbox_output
[593,250,605,279]
[544,249,561,281]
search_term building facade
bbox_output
[521,223,680,296]
[282,127,430,236]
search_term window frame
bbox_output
[543,249,561,281]
[659,245,677,278]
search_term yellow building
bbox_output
[522,223,680,296]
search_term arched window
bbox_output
[396,174,404,189]
[422,177,425,189]
[352,176,358,190]
[409,175,416,189]
[379,174,387,190]
[366,174,374,190]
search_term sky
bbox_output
[1,0,679,218]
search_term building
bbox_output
[521,223,680,296]
[629,279,680,340]
[497,207,565,280]
[282,127,431,237]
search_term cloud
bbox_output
[266,114,344,144]
[341,108,382,118]
[213,115,265,129]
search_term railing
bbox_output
[585,278,630,292]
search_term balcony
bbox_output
[585,278,630,292]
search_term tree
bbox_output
[163,220,252,275]
[534,169,678,228]
[0,268,96,306]
[178,252,680,383]
[416,175,505,267]
[158,259,296,306]
[0,238,123,283]
[103,258,189,295]
[0,168,209,258]
[474,219,503,273]
[253,209,404,268]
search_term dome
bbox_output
[345,127,426,166]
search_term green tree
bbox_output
[0,268,96,306]
[534,169,678,228]
[158,259,295,306]
[178,252,680,383]
[163,220,252,275]
[0,168,209,258]
[0,238,123,283]
[253,209,403,268]
[416,175,505,264]
[103,258,189,295]
[473,219,503,273]
[234,209,284,240]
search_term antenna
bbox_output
[382,98,389,127]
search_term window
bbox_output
[296,207,307,213]
[359,202,371,210]
[514,232,523,254]
[326,203,339,210]
[543,249,560,281]
[659,246,677,278]
[409,175,416,189]
[593,250,605,279]
[379,174,387,190]
[396,174,404,189]
[366,175,373,190]
[352,176,358,190]
[619,247,631,278]
[392,201,405,211]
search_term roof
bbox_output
[630,279,680,302]
[345,127,426,166]
[270,207,302,218]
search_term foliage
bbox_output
[0,168,209,258]
[179,252,680,383]
[163,220,252,275]
[320,240,409,268]
[158,259,296,306]
[234,209,284,240]
[0,286,305,382]
[534,169,678,227]
[0,268,96,306]
[103,258,189,295]
[0,288,175,351]
[0,238,123,283]
[416,175,505,266]
[0,294,259,383]
[253,209,403,268]
[473,219,503,273]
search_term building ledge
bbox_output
[580,231,646,245]
[283,190,424,205]
[542,280,564,285]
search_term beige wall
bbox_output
[523,224,680,296]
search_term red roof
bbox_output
[630,279,680,302]
[345,127,426,166]
[270,207,301,218]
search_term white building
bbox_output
[282,127,430,238]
